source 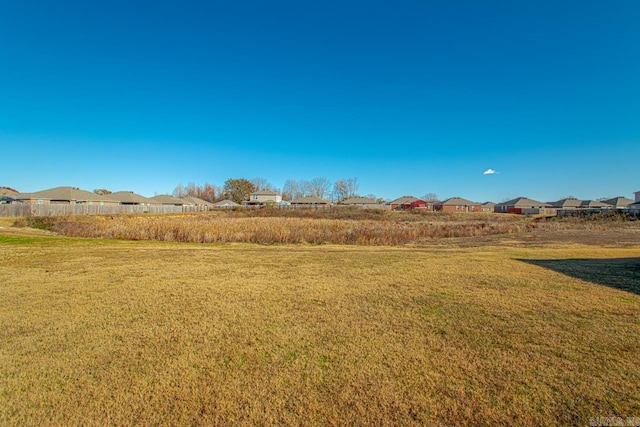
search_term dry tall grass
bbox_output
[17,210,637,245]
[1,230,639,425]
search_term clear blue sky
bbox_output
[1,0,639,202]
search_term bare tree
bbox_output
[333,179,349,202]
[298,180,313,198]
[282,179,298,201]
[250,177,275,192]
[423,193,438,202]
[310,177,332,199]
[346,177,359,198]
[186,182,198,198]
[172,183,187,198]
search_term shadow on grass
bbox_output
[518,258,640,296]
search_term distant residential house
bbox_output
[434,197,481,213]
[627,201,640,214]
[180,196,214,207]
[0,187,21,204]
[291,196,330,208]
[601,197,634,209]
[149,195,188,206]
[481,202,495,212]
[110,191,155,206]
[246,190,282,207]
[494,197,554,215]
[340,197,382,208]
[635,191,640,203]
[388,196,427,210]
[580,200,613,209]
[17,186,119,205]
[213,199,240,208]
[549,198,582,210]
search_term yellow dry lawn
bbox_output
[0,228,639,425]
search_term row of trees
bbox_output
[170,177,366,204]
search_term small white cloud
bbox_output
[483,168,497,175]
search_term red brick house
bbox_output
[389,196,427,210]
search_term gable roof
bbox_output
[389,196,423,205]
[149,194,187,205]
[20,186,118,203]
[110,191,155,204]
[181,196,213,206]
[495,197,549,208]
[1,187,22,201]
[580,200,613,208]
[341,197,379,205]
[601,197,634,208]
[549,198,582,208]
[292,196,330,204]
[439,197,478,206]
[0,187,20,196]
[213,199,240,207]
[251,190,279,196]
[482,202,495,207]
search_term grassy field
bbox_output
[1,216,639,425]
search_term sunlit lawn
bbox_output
[1,231,639,425]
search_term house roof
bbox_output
[389,196,423,205]
[495,197,549,207]
[482,202,495,207]
[0,187,21,196]
[601,197,634,208]
[549,198,582,208]
[439,197,478,206]
[340,197,379,205]
[580,200,613,208]
[213,199,240,207]
[149,194,187,205]
[110,191,155,204]
[1,187,22,201]
[251,190,279,196]
[292,196,330,204]
[20,186,118,203]
[181,196,213,206]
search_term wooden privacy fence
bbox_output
[0,204,212,217]
[0,203,392,217]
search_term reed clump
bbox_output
[19,210,637,245]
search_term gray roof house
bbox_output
[626,201,640,214]
[150,194,189,206]
[601,197,634,209]
[481,202,495,212]
[110,191,156,205]
[181,196,214,207]
[494,197,553,214]
[213,199,241,208]
[435,197,481,212]
[549,198,582,209]
[580,200,613,209]
[17,186,119,205]
[0,187,21,204]
[340,197,382,208]
[291,196,330,207]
